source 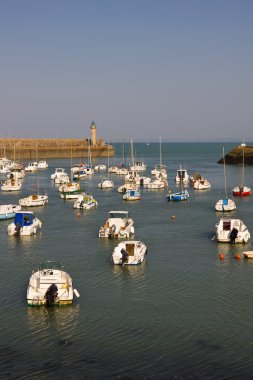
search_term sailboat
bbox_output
[98,144,114,189]
[60,144,83,199]
[215,148,236,211]
[151,136,167,178]
[129,139,146,172]
[85,141,94,175]
[19,141,48,206]
[232,143,251,196]
[166,171,189,201]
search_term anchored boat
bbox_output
[7,211,42,236]
[112,240,147,265]
[99,211,134,239]
[27,261,80,306]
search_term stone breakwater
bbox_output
[1,138,114,160]
[218,145,253,165]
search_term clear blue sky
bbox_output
[1,0,252,142]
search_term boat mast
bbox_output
[241,145,245,187]
[223,147,228,198]
[159,136,162,167]
[130,138,134,167]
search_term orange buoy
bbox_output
[234,253,241,260]
[219,253,225,260]
[171,215,176,220]
[77,212,81,218]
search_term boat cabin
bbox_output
[14,212,34,227]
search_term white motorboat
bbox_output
[117,167,128,176]
[175,165,189,184]
[51,168,67,180]
[108,166,119,173]
[99,211,134,239]
[7,211,42,236]
[98,179,114,189]
[193,178,211,190]
[19,194,48,207]
[73,194,98,209]
[54,174,70,184]
[215,148,236,211]
[215,218,250,243]
[130,161,147,172]
[25,162,38,172]
[27,261,80,306]
[118,182,139,193]
[7,167,25,179]
[137,176,152,186]
[112,240,147,265]
[0,204,21,220]
[147,176,168,189]
[38,160,48,169]
[59,181,80,193]
[1,178,22,191]
[94,164,107,172]
[167,189,189,201]
[123,189,141,201]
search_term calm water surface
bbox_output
[1,142,253,379]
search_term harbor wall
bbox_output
[1,138,114,160]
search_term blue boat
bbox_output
[166,189,189,201]
[123,189,141,201]
[0,204,21,220]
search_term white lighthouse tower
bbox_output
[90,120,97,146]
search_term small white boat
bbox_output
[125,170,140,183]
[51,168,67,180]
[73,170,87,179]
[19,194,48,207]
[99,211,134,239]
[243,251,253,259]
[118,182,139,193]
[59,181,80,193]
[37,160,48,169]
[0,204,21,220]
[25,162,38,172]
[94,164,107,172]
[130,161,147,172]
[193,178,211,190]
[54,174,70,184]
[147,176,168,189]
[1,178,22,191]
[215,218,250,243]
[73,194,98,209]
[98,179,114,189]
[151,165,167,178]
[215,148,236,211]
[7,167,25,179]
[215,198,236,212]
[123,189,141,201]
[137,176,152,186]
[7,211,42,236]
[175,166,189,184]
[112,240,147,265]
[232,143,251,197]
[108,166,119,173]
[27,261,80,306]
[117,167,128,175]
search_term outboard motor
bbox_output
[230,227,238,243]
[15,222,21,235]
[121,248,129,263]
[140,178,144,187]
[45,283,58,305]
[109,224,116,239]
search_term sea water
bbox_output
[1,142,253,378]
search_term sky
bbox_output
[1,0,253,142]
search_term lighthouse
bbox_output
[90,120,97,146]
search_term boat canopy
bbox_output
[109,211,129,219]
[14,212,34,227]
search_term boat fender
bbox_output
[74,289,80,297]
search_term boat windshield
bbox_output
[109,211,128,219]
